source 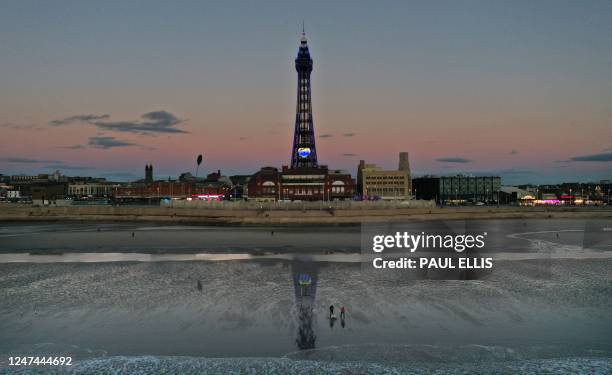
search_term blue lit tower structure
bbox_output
[247,30,356,202]
[290,30,318,169]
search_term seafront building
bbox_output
[247,165,355,202]
[498,186,536,205]
[357,153,412,200]
[114,165,232,202]
[413,175,501,204]
[68,182,114,198]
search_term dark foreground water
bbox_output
[0,220,610,374]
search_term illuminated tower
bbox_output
[290,30,318,169]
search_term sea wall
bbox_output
[1,203,611,225]
[164,199,436,210]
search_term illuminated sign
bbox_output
[298,147,311,158]
[191,194,224,201]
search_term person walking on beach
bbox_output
[329,305,335,319]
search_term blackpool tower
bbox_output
[290,30,318,169]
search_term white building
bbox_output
[7,190,21,199]
[68,183,114,197]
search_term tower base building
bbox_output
[248,166,355,202]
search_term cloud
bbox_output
[343,133,356,137]
[342,153,358,157]
[49,114,110,126]
[319,134,333,138]
[59,145,85,150]
[436,157,472,163]
[94,111,187,135]
[510,149,518,155]
[0,157,62,164]
[0,122,42,130]
[88,136,137,149]
[44,164,94,170]
[570,152,612,162]
[48,111,187,135]
[239,136,250,141]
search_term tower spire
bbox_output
[300,21,307,45]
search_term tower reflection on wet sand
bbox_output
[292,258,319,350]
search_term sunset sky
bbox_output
[1,1,611,184]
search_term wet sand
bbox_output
[1,218,610,254]
[0,221,610,372]
[0,258,610,369]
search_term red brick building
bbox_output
[114,181,230,201]
[247,166,355,202]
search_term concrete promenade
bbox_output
[1,203,611,225]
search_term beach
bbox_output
[0,220,611,373]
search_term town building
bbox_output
[229,175,251,200]
[247,166,355,202]
[114,166,232,202]
[247,167,281,202]
[7,190,21,200]
[279,166,353,201]
[31,184,67,205]
[519,181,611,205]
[357,152,412,200]
[413,175,501,204]
[68,182,115,198]
[499,186,536,205]
[114,181,230,202]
